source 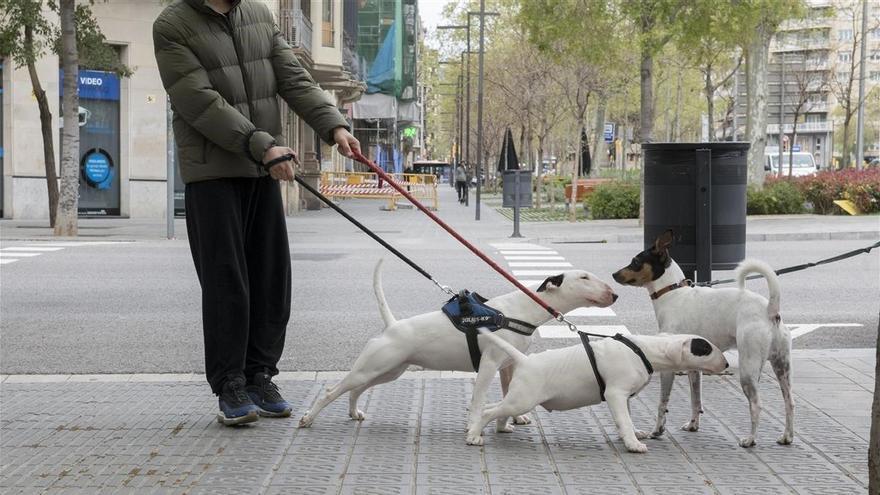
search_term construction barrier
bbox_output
[319,171,440,211]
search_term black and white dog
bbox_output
[613,230,794,448]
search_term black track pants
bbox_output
[185,176,291,394]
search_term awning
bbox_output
[351,93,398,119]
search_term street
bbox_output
[1,190,877,375]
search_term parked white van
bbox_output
[764,151,818,177]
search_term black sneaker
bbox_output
[247,371,292,418]
[217,376,259,426]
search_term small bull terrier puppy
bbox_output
[613,230,794,448]
[473,328,729,453]
[299,259,618,446]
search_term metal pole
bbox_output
[166,95,175,240]
[475,0,485,221]
[732,59,739,141]
[778,53,784,177]
[512,171,522,238]
[695,148,712,283]
[458,69,464,169]
[464,18,471,207]
[855,0,868,170]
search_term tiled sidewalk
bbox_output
[0,349,873,494]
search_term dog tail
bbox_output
[735,259,781,321]
[373,259,396,327]
[477,328,527,365]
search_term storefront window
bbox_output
[60,69,121,216]
[322,0,334,47]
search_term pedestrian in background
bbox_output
[454,164,467,204]
[153,0,360,425]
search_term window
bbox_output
[870,50,880,62]
[871,71,880,82]
[837,71,849,81]
[322,0,334,47]
[871,28,880,39]
[838,51,851,62]
[838,29,853,41]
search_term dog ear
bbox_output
[689,338,713,357]
[537,274,564,292]
[653,229,674,253]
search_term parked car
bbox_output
[764,152,818,177]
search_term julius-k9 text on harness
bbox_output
[442,290,537,371]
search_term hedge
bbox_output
[584,181,640,219]
[747,180,806,215]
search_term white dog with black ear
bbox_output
[473,329,729,453]
[298,259,618,446]
[613,230,794,448]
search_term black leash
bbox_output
[696,240,880,288]
[291,171,454,296]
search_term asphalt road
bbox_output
[1,230,877,374]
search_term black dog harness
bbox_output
[578,332,654,401]
[442,290,537,371]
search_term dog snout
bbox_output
[612,293,619,302]
[612,271,624,283]
[724,358,730,369]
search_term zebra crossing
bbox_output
[490,242,630,339]
[0,242,113,265]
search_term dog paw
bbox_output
[776,433,793,445]
[513,414,531,425]
[738,436,756,448]
[625,441,648,453]
[465,434,484,446]
[495,422,515,434]
[681,420,700,432]
[349,409,365,421]
[635,429,651,440]
[298,414,314,428]
[650,427,666,439]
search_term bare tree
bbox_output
[828,1,879,168]
[54,0,79,236]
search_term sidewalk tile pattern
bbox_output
[1,358,872,494]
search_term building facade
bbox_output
[0,0,377,220]
[761,0,879,169]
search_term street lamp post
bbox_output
[468,9,499,221]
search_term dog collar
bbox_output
[650,279,693,300]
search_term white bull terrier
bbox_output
[612,230,794,448]
[473,328,729,452]
[298,259,617,445]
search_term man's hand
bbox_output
[333,127,361,158]
[262,146,297,181]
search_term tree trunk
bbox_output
[869,314,880,495]
[55,0,79,236]
[24,26,59,228]
[639,50,655,144]
[746,21,772,188]
[842,116,852,169]
[705,66,715,142]
[592,96,607,175]
[536,130,545,209]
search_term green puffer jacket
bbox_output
[153,0,349,184]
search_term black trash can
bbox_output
[643,142,749,278]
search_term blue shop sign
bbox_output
[59,69,120,101]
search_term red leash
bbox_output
[350,150,569,323]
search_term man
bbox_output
[454,164,467,204]
[153,0,360,425]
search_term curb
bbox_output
[533,230,879,244]
[1,348,873,384]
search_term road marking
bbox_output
[500,250,558,255]
[567,307,616,317]
[508,262,573,268]
[789,323,863,339]
[539,325,630,339]
[491,243,550,250]
[516,279,544,287]
[503,256,566,261]
[0,252,41,257]
[1,247,63,252]
[0,259,18,265]
[513,269,566,277]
